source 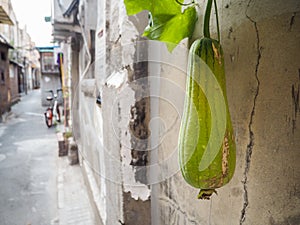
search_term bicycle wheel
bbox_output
[45,108,53,128]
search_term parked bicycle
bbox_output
[44,89,63,128]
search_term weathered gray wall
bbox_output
[76,0,300,224]
[77,0,152,224]
[154,0,300,225]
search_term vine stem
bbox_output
[213,0,220,42]
[203,0,221,42]
[203,0,213,38]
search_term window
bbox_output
[42,53,59,73]
[1,52,6,61]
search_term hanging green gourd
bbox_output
[178,0,236,199]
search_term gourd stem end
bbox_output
[197,189,217,200]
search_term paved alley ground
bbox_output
[0,90,95,225]
[0,90,58,224]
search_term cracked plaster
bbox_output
[156,1,300,225]
[240,1,262,223]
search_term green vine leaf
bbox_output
[124,0,197,51]
[144,7,197,51]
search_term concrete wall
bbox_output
[73,0,300,224]
[153,0,300,225]
[74,0,152,224]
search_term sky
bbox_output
[10,0,53,47]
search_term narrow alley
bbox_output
[1,0,300,224]
[0,90,95,225]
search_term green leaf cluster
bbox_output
[124,0,198,51]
